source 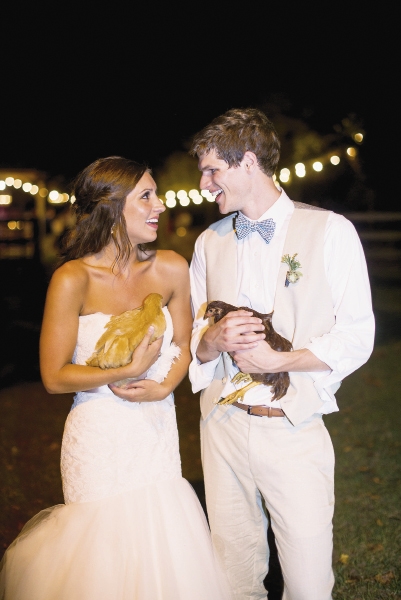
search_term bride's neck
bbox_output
[84,242,142,272]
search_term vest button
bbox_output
[222,377,227,384]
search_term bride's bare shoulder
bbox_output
[49,259,90,293]
[154,250,189,273]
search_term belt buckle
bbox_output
[247,405,262,417]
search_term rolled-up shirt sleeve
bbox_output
[189,233,221,393]
[304,213,375,405]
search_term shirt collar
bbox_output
[238,188,294,232]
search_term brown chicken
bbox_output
[204,300,293,404]
[86,293,166,369]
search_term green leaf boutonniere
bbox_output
[282,253,303,287]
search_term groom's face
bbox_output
[198,149,250,215]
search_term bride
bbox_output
[0,156,230,599]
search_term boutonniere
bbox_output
[282,253,303,287]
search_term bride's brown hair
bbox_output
[60,156,149,269]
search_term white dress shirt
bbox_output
[189,190,375,414]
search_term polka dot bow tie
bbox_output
[234,212,276,244]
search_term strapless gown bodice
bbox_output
[71,306,177,408]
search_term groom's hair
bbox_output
[189,108,280,177]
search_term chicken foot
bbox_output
[217,380,262,405]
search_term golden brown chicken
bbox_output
[86,293,166,369]
[204,300,293,404]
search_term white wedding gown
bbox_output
[0,307,231,600]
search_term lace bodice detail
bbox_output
[61,395,182,503]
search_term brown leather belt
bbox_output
[233,402,285,418]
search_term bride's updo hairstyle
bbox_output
[60,156,149,269]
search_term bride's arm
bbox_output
[40,262,162,394]
[110,252,192,402]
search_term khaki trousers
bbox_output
[201,404,335,600]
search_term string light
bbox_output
[159,144,356,205]
[0,176,70,207]
[295,163,306,178]
[0,135,362,212]
[48,190,60,202]
[279,168,290,183]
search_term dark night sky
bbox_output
[1,4,396,209]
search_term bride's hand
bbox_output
[109,379,170,403]
[119,327,163,379]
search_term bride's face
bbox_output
[123,172,165,244]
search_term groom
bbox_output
[188,108,374,599]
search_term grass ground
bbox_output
[327,340,401,599]
[1,341,400,598]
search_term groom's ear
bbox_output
[242,151,258,173]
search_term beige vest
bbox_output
[200,202,335,426]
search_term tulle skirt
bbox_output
[0,396,231,599]
[1,479,230,600]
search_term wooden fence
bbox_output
[343,212,401,278]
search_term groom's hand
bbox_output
[196,310,265,364]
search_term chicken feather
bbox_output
[204,300,293,403]
[86,293,166,370]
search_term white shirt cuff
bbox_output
[188,354,221,393]
[189,329,221,393]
